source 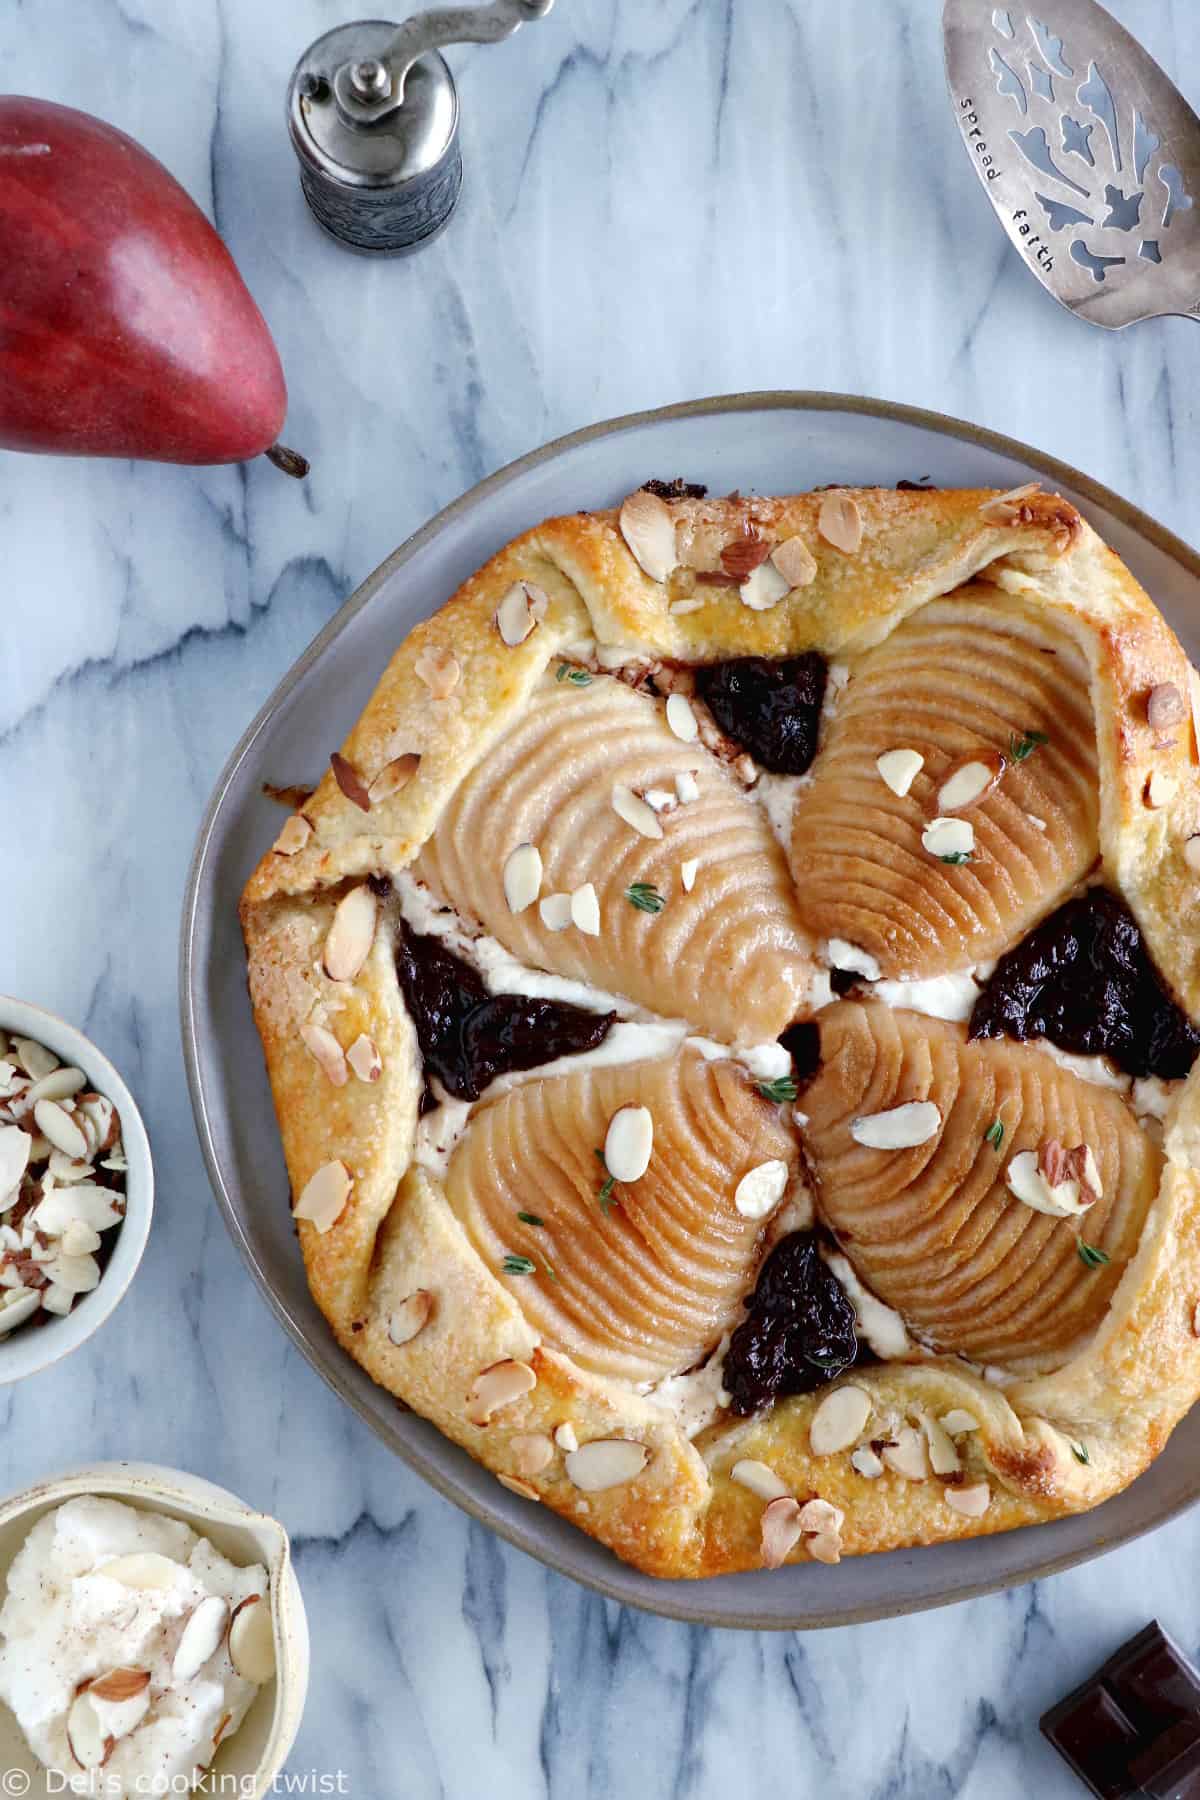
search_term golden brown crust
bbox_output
[240,484,1200,1579]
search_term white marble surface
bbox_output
[3,0,1200,1793]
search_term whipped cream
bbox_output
[0,1496,273,1796]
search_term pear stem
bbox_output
[265,442,310,478]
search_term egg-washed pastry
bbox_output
[240,481,1200,1578]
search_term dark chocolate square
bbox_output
[1040,1623,1200,1800]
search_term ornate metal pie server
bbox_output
[944,0,1200,326]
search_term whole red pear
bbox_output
[0,96,305,473]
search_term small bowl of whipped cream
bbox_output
[0,998,153,1381]
[0,1462,308,1797]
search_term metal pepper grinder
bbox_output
[287,0,554,256]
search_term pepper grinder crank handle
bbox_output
[287,0,555,256]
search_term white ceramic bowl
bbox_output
[0,996,153,1382]
[0,1461,309,1797]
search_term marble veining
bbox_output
[3,0,1200,1793]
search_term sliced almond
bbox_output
[619,490,676,582]
[48,1254,100,1295]
[564,1438,649,1492]
[503,843,543,914]
[570,882,601,936]
[88,1687,150,1744]
[797,1497,845,1537]
[0,1291,41,1332]
[921,816,975,859]
[172,1595,229,1682]
[817,492,863,555]
[945,1481,991,1518]
[14,1038,58,1080]
[730,1459,790,1502]
[330,751,371,811]
[33,1184,120,1235]
[666,693,699,743]
[940,1409,980,1436]
[494,580,548,647]
[979,482,1040,524]
[1145,768,1178,809]
[937,755,1002,812]
[880,1426,930,1480]
[0,1125,30,1196]
[293,1160,352,1233]
[680,858,699,892]
[322,885,377,982]
[810,1384,872,1456]
[466,1359,537,1425]
[850,1446,885,1478]
[740,560,790,612]
[921,1412,961,1475]
[760,1496,804,1569]
[720,531,771,579]
[675,770,700,804]
[669,597,705,616]
[850,1101,941,1150]
[300,1022,348,1087]
[1147,682,1186,731]
[60,1221,102,1257]
[771,535,818,588]
[100,1552,181,1590]
[346,1035,382,1083]
[1005,1147,1094,1218]
[387,1290,433,1346]
[414,646,461,698]
[554,1421,579,1453]
[33,1099,87,1161]
[876,748,924,797]
[611,783,664,840]
[497,1473,540,1500]
[228,1593,275,1685]
[807,1532,842,1565]
[511,1432,555,1476]
[604,1105,653,1182]
[25,1067,86,1105]
[733,1159,789,1220]
[539,892,573,932]
[368,753,421,805]
[1186,834,1200,873]
[67,1691,111,1771]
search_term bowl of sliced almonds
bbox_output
[0,997,153,1381]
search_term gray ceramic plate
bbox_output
[181,392,1200,1629]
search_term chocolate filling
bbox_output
[639,477,708,501]
[969,887,1200,1081]
[395,923,616,1103]
[723,1231,861,1417]
[693,653,828,775]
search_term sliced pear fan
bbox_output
[414,675,818,1043]
[802,1002,1161,1367]
[443,1046,798,1383]
[789,587,1099,979]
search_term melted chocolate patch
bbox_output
[723,1231,860,1417]
[694,653,828,775]
[396,924,616,1102]
[640,477,708,501]
[969,887,1200,1080]
[778,1020,821,1083]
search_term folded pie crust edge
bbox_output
[239,488,1200,1579]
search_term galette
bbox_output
[240,481,1200,1578]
